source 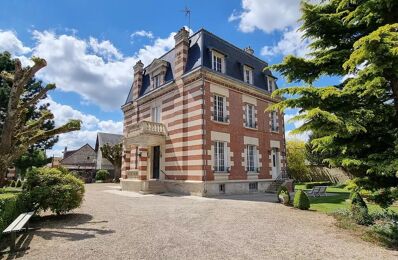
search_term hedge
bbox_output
[304,182,333,189]
[0,192,28,237]
[293,190,310,210]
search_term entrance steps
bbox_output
[139,180,166,194]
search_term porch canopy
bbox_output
[123,121,167,146]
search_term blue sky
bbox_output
[0,0,329,156]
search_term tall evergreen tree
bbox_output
[270,0,398,207]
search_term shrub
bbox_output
[304,182,333,189]
[350,191,372,225]
[0,192,29,236]
[24,167,85,215]
[9,180,16,188]
[277,186,290,205]
[370,222,398,248]
[96,170,109,182]
[293,190,310,210]
[15,179,22,188]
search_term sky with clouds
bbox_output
[0,0,328,156]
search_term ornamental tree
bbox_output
[100,143,122,180]
[269,0,398,206]
[0,56,81,185]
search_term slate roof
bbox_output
[60,144,96,166]
[125,28,276,104]
[95,132,123,151]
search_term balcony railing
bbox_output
[126,121,167,138]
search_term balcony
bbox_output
[124,121,167,146]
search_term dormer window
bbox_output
[244,65,253,84]
[212,51,225,73]
[153,74,161,88]
[146,58,168,90]
[267,76,276,92]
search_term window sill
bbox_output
[246,171,259,175]
[244,126,258,130]
[270,130,279,133]
[212,120,230,125]
[214,171,230,175]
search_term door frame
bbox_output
[151,146,161,179]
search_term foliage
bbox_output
[14,148,49,177]
[277,185,290,205]
[24,167,85,215]
[0,53,81,185]
[96,169,110,182]
[351,191,373,225]
[286,139,309,181]
[269,0,398,207]
[293,190,310,210]
[9,180,15,188]
[100,143,122,180]
[304,181,333,189]
[0,192,28,235]
[15,179,22,188]
[371,222,398,248]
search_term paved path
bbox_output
[4,184,398,259]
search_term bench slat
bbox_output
[3,214,27,234]
[2,211,35,234]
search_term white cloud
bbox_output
[261,27,310,57]
[43,97,123,157]
[229,0,300,33]
[25,30,176,110]
[286,130,310,142]
[284,109,310,142]
[131,30,154,39]
[0,30,31,55]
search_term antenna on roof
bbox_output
[181,1,192,31]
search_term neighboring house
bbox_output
[121,27,288,196]
[60,144,96,179]
[95,132,123,177]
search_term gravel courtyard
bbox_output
[5,183,398,260]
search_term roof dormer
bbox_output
[146,58,169,89]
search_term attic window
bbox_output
[267,76,276,92]
[153,74,161,88]
[212,51,225,73]
[244,65,253,84]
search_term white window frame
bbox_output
[245,104,256,128]
[271,111,278,132]
[212,51,225,73]
[244,65,253,84]
[213,94,227,122]
[246,145,257,172]
[153,74,161,89]
[214,141,228,172]
[151,106,161,123]
[267,76,275,92]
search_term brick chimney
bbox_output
[243,46,254,55]
[132,60,144,101]
[174,27,190,78]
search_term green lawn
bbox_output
[294,184,398,214]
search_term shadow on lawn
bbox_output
[309,193,350,204]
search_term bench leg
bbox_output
[10,232,16,252]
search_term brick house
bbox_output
[121,27,287,195]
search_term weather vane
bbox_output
[181,2,191,31]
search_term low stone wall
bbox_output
[120,179,142,192]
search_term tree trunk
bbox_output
[114,166,121,181]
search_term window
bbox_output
[151,106,161,123]
[212,51,224,73]
[245,104,255,128]
[249,182,258,192]
[244,66,253,84]
[213,95,227,122]
[246,145,257,172]
[271,111,278,132]
[267,77,275,92]
[214,141,228,172]
[219,184,225,193]
[153,74,161,88]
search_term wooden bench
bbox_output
[2,211,35,252]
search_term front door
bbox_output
[271,148,280,179]
[152,146,160,179]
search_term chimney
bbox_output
[243,46,254,55]
[63,146,67,158]
[174,27,190,78]
[132,60,144,100]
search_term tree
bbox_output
[286,139,309,181]
[0,56,81,185]
[14,148,49,178]
[269,0,398,206]
[100,143,122,180]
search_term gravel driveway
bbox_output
[4,183,398,260]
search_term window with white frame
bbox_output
[244,66,253,84]
[153,74,161,89]
[271,111,278,132]
[245,104,255,128]
[267,76,275,92]
[213,95,227,122]
[212,51,224,73]
[214,141,228,172]
[151,106,161,123]
[246,145,257,172]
